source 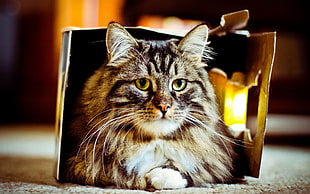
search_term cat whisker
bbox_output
[79,111,138,177]
[86,109,115,126]
[188,113,243,146]
[79,109,118,150]
[81,107,139,145]
[76,114,114,159]
[100,114,143,174]
[187,110,251,148]
[183,114,233,160]
[98,112,140,173]
[77,110,138,161]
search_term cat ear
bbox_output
[178,24,209,60]
[106,22,138,63]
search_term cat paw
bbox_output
[145,168,187,190]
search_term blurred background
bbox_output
[0,0,309,145]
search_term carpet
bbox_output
[0,125,309,193]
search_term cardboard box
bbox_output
[55,10,276,182]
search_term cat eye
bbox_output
[135,78,151,91]
[172,79,187,91]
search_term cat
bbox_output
[62,22,238,190]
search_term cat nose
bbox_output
[156,103,171,114]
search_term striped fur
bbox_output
[64,22,237,190]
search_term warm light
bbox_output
[224,82,248,128]
[209,68,249,131]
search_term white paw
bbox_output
[145,168,187,189]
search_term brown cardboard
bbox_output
[55,10,276,182]
[209,31,276,177]
[243,32,276,177]
[208,10,276,177]
[210,10,250,35]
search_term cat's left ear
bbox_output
[106,22,138,63]
[178,24,209,60]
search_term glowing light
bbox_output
[209,69,249,129]
[224,82,248,127]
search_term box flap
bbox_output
[210,10,249,36]
[244,32,276,177]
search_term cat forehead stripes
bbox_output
[138,39,179,75]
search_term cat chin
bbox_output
[139,119,179,137]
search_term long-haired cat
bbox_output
[63,22,237,190]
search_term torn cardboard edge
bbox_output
[54,10,276,181]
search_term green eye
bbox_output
[135,78,151,91]
[172,79,187,91]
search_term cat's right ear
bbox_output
[106,22,138,64]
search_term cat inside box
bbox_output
[59,22,245,190]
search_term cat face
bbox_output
[86,22,217,138]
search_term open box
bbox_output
[55,10,276,183]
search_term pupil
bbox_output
[140,79,146,86]
[177,80,183,87]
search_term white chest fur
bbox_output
[126,139,197,177]
[139,119,179,137]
